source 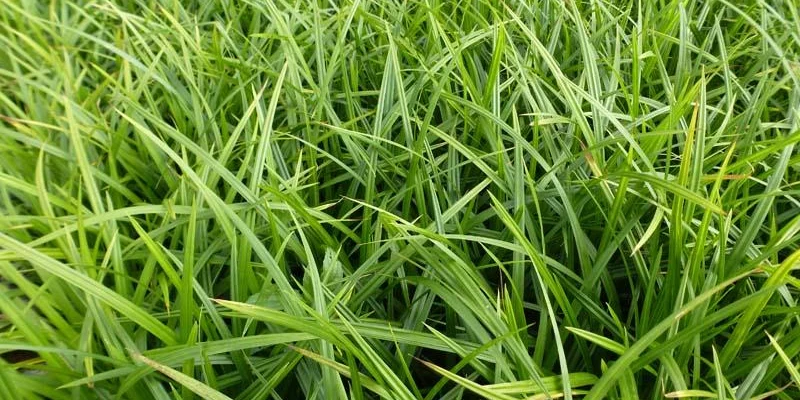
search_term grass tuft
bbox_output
[1,0,799,398]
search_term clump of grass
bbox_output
[1,0,799,399]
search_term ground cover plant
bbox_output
[1,0,800,398]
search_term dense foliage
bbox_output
[1,0,799,399]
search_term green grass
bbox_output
[1,0,799,398]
